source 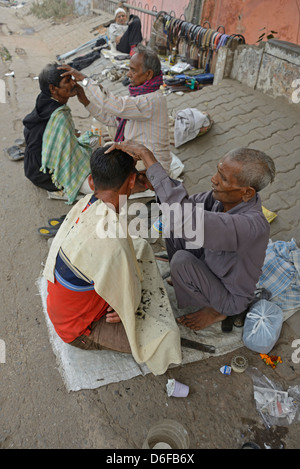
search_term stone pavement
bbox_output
[1,3,300,449]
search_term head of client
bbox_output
[88,146,137,212]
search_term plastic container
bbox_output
[231,355,248,373]
[91,118,102,145]
[166,379,189,397]
[220,365,231,375]
[142,419,190,449]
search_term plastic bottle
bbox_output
[169,47,177,65]
[91,118,102,145]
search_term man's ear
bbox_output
[128,172,137,189]
[242,186,256,202]
[49,84,58,99]
[88,174,95,191]
[146,69,154,81]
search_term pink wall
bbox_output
[200,0,300,45]
[129,0,300,45]
[133,0,190,18]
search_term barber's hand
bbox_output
[115,35,122,45]
[105,140,157,169]
[136,171,154,191]
[105,306,121,323]
[75,83,90,107]
[58,64,86,82]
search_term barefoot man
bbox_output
[107,141,275,332]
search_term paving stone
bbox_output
[273,154,300,172]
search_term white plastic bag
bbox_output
[247,367,300,427]
[243,299,283,353]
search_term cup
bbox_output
[167,378,189,397]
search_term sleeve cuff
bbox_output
[86,100,101,116]
[146,162,169,187]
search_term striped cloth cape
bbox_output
[41,105,92,204]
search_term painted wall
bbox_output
[130,0,190,18]
[88,1,300,46]
[200,0,300,45]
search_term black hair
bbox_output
[90,146,135,190]
[39,62,69,95]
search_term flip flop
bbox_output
[14,137,26,147]
[4,146,25,161]
[48,215,66,227]
[38,226,59,238]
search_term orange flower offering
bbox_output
[260,354,282,369]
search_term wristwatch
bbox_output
[82,77,89,87]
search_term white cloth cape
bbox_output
[43,195,182,375]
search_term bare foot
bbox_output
[177,307,226,331]
[167,276,173,286]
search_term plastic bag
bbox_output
[243,299,283,354]
[246,367,300,427]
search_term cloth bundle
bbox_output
[257,239,300,314]
[174,108,212,147]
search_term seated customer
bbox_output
[23,63,94,204]
[107,141,275,332]
[108,7,143,55]
[42,146,181,375]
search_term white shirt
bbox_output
[108,23,128,44]
[86,79,172,172]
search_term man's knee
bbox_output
[170,250,196,275]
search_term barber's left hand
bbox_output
[58,64,86,82]
[75,83,90,106]
[105,140,157,169]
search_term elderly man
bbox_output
[43,146,181,375]
[107,141,275,332]
[23,63,94,204]
[108,7,143,55]
[60,44,182,187]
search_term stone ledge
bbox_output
[266,39,300,66]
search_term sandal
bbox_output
[221,316,233,332]
[48,215,66,228]
[38,226,59,238]
[4,145,25,161]
[233,310,248,327]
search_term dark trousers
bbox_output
[166,235,247,316]
[117,15,143,53]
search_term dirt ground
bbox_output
[0,2,300,451]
